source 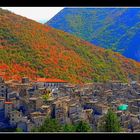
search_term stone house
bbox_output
[93,104,109,115]
[130,105,139,113]
[4,101,13,118]
[17,121,27,132]
[30,112,46,128]
[28,97,43,112]
[26,121,35,132]
[40,105,51,118]
[81,109,93,124]
[36,78,68,89]
[9,110,22,126]
[32,116,46,128]
[0,98,5,110]
[68,103,82,124]
[51,101,66,124]
[9,97,20,109]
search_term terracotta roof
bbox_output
[36,78,67,83]
[5,101,12,104]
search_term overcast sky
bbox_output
[1,7,64,23]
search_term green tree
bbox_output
[15,128,23,132]
[31,127,38,132]
[42,94,50,101]
[62,124,76,132]
[32,117,63,132]
[98,109,122,132]
[75,121,92,132]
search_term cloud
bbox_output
[1,7,64,23]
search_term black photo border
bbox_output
[0,0,140,139]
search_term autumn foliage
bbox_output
[0,8,140,84]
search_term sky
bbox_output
[1,7,64,23]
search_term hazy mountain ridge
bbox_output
[47,8,140,62]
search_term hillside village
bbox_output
[0,76,140,132]
[1,8,140,133]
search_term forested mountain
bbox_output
[0,8,140,83]
[47,8,140,62]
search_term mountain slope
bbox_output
[0,8,140,83]
[47,8,140,62]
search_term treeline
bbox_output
[16,109,122,132]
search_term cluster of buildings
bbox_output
[0,76,140,132]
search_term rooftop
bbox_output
[0,98,5,101]
[36,78,67,83]
[63,84,76,88]
[41,105,50,109]
[70,103,77,107]
[9,110,20,113]
[5,101,12,104]
[29,97,37,101]
[84,109,93,113]
[31,112,41,115]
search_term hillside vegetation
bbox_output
[47,8,140,62]
[0,8,140,83]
